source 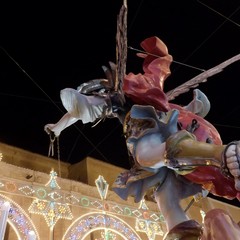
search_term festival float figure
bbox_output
[44,2,240,236]
[44,35,240,239]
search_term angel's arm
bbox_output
[44,86,109,137]
[44,113,79,137]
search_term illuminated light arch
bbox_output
[0,194,39,239]
[63,212,141,240]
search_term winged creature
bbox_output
[44,36,240,239]
[44,3,240,239]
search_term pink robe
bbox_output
[122,36,240,201]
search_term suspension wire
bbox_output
[0,91,57,103]
[0,45,111,168]
[66,0,130,163]
[1,45,67,176]
[127,0,240,133]
[57,137,61,178]
[128,46,206,72]
[127,1,240,75]
[197,0,240,28]
[0,46,62,112]
[215,123,240,129]
[66,120,123,164]
[180,1,240,64]
[127,0,145,33]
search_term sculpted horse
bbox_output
[45,36,240,239]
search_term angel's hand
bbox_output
[44,124,57,136]
[44,124,58,157]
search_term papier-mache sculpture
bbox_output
[44,2,240,239]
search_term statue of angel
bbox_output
[44,3,240,239]
[44,35,240,239]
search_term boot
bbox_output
[164,220,203,240]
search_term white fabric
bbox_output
[60,88,107,123]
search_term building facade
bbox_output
[0,142,239,239]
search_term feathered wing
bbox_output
[166,53,240,101]
[90,1,128,104]
[115,0,128,105]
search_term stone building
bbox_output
[0,142,239,239]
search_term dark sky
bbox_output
[1,1,240,206]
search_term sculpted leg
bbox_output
[166,130,224,168]
[154,170,203,239]
[166,130,240,192]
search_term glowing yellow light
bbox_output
[36,201,45,210]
